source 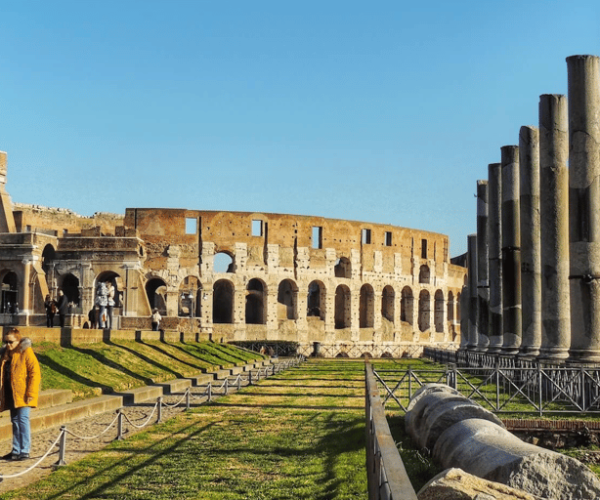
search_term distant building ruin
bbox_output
[0,151,466,356]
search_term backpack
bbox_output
[50,302,57,314]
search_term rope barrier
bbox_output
[0,356,305,482]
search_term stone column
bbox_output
[518,126,542,357]
[501,145,522,354]
[487,163,503,353]
[567,55,600,362]
[467,234,478,350]
[476,180,490,351]
[539,94,571,361]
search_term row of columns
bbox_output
[464,54,600,363]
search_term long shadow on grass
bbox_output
[138,340,210,372]
[160,342,223,370]
[36,353,112,394]
[39,420,218,500]
[69,345,164,386]
[105,340,187,380]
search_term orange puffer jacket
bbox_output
[0,338,41,411]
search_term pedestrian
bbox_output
[56,289,69,327]
[44,294,56,328]
[151,308,161,331]
[0,328,41,461]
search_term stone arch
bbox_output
[419,265,430,284]
[246,278,266,325]
[381,351,393,358]
[145,277,167,315]
[447,291,455,323]
[361,352,373,359]
[336,351,349,358]
[418,289,431,332]
[213,279,234,324]
[381,285,395,323]
[401,286,414,325]
[434,289,444,332]
[61,273,80,306]
[214,251,234,273]
[359,283,374,328]
[96,271,122,308]
[179,275,201,317]
[277,279,298,320]
[334,257,351,278]
[307,280,325,319]
[1,271,18,313]
[334,284,351,329]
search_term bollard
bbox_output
[55,426,67,467]
[117,410,124,440]
[157,396,162,423]
[186,388,190,411]
[208,383,212,402]
[237,375,241,391]
[224,379,229,396]
[249,370,253,385]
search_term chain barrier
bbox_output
[0,356,304,483]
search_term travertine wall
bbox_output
[0,153,466,357]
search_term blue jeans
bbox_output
[10,406,31,455]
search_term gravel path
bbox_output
[0,387,217,494]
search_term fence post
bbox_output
[581,366,587,411]
[157,397,162,423]
[225,379,229,396]
[249,370,253,385]
[237,375,241,391]
[117,410,124,440]
[538,364,543,417]
[208,383,212,403]
[186,388,191,411]
[55,426,68,467]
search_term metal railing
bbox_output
[373,362,600,415]
[365,362,418,500]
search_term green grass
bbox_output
[2,359,368,500]
[36,340,267,401]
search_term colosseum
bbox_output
[0,150,466,357]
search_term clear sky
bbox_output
[1,1,599,257]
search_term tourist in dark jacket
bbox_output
[44,294,56,328]
[56,290,69,327]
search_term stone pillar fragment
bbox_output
[518,126,542,357]
[501,145,522,353]
[539,94,571,361]
[476,180,490,350]
[487,163,503,352]
[567,55,600,362]
[467,234,478,350]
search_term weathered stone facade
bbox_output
[0,151,466,356]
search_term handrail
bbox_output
[365,362,418,500]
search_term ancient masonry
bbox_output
[0,155,465,357]
[464,54,600,363]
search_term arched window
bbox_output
[418,290,430,332]
[213,279,234,324]
[419,265,430,284]
[214,252,234,273]
[401,287,414,325]
[246,278,266,324]
[1,272,18,313]
[381,285,395,323]
[359,284,374,328]
[61,274,80,306]
[145,278,167,315]
[179,276,201,317]
[334,285,351,329]
[277,279,297,320]
[307,280,325,319]
[434,290,444,333]
[334,257,351,278]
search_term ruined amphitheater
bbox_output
[0,151,466,357]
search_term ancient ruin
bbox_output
[0,152,466,357]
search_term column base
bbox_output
[538,347,569,363]
[568,349,600,364]
[518,346,540,359]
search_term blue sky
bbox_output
[1,1,599,257]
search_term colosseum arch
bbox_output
[359,284,375,328]
[381,285,395,323]
[418,289,431,332]
[1,271,18,314]
[334,284,351,329]
[213,251,234,273]
[307,280,325,319]
[401,286,414,325]
[246,278,266,325]
[145,278,167,315]
[434,289,444,333]
[213,279,234,324]
[61,273,80,308]
[277,279,298,320]
[419,265,430,284]
[179,275,201,317]
[334,257,351,278]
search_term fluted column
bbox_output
[467,234,478,350]
[567,55,600,362]
[501,145,522,354]
[476,180,490,351]
[539,94,571,361]
[488,163,503,353]
[519,126,542,357]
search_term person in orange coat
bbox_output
[0,328,41,461]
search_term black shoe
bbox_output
[18,453,30,460]
[2,452,17,460]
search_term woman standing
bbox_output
[0,328,41,461]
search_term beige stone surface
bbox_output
[418,468,542,500]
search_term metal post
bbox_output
[249,370,253,385]
[186,388,190,411]
[224,379,229,396]
[55,426,67,467]
[237,375,241,391]
[208,383,212,402]
[117,410,124,440]
[157,396,162,423]
[581,366,586,411]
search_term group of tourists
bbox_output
[43,290,69,328]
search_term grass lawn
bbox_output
[2,359,368,500]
